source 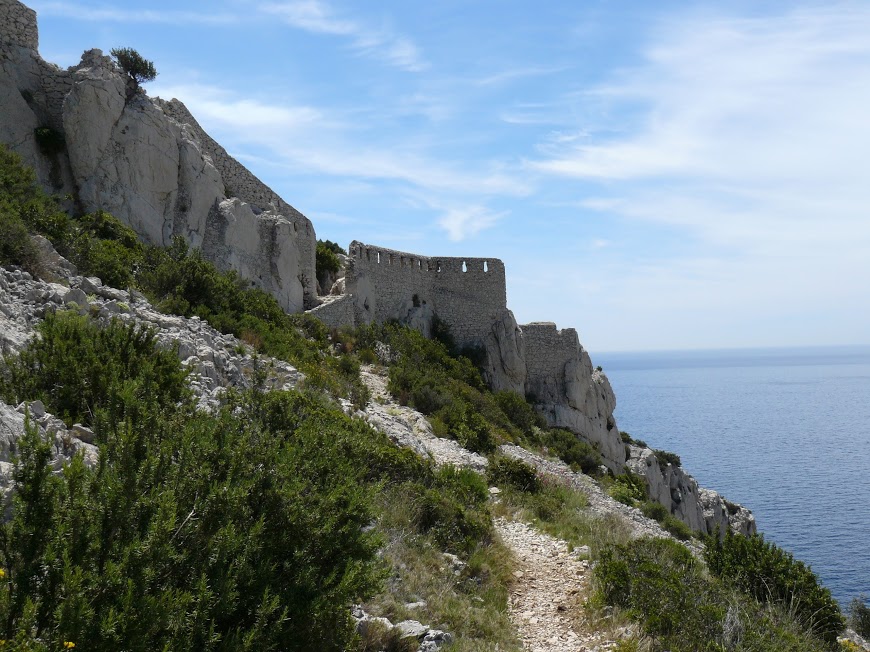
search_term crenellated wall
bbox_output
[346,240,507,347]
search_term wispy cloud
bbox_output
[437,206,509,242]
[152,81,527,240]
[259,0,426,71]
[31,1,239,25]
[532,6,870,252]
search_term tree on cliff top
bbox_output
[110,47,157,92]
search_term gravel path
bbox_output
[496,518,629,652]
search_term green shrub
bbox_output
[538,428,603,475]
[33,127,65,156]
[850,595,870,638]
[494,390,542,436]
[705,530,845,645]
[487,456,540,493]
[316,240,341,274]
[661,513,692,541]
[111,47,157,87]
[0,310,189,427]
[608,473,647,506]
[640,501,668,522]
[319,239,345,256]
[0,204,39,273]
[654,448,681,467]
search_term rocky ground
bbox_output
[2,263,866,652]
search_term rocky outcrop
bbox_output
[1,5,317,313]
[482,309,527,395]
[522,322,623,473]
[0,252,302,412]
[626,445,756,537]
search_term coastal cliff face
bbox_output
[0,0,754,538]
[0,3,316,312]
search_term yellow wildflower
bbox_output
[0,568,5,578]
[63,643,76,649]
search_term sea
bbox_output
[595,346,870,607]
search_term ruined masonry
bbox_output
[0,0,755,537]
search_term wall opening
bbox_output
[437,261,442,272]
[376,251,381,264]
[483,261,488,273]
[462,261,467,273]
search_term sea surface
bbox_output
[595,346,870,606]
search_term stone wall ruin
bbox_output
[345,241,507,348]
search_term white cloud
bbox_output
[150,81,526,240]
[532,6,870,255]
[259,0,427,71]
[438,206,509,242]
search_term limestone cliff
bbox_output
[0,0,316,312]
[0,0,754,538]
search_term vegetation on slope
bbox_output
[1,141,853,652]
[0,144,368,408]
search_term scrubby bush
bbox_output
[111,47,157,88]
[608,473,647,507]
[0,205,39,273]
[850,595,870,638]
[595,537,834,651]
[0,310,189,427]
[538,428,603,475]
[654,448,681,467]
[487,456,540,493]
[0,309,413,649]
[705,530,845,645]
[640,501,668,522]
[494,390,542,436]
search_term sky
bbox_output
[27,0,870,353]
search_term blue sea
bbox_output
[596,346,870,606]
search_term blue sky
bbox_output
[29,0,870,352]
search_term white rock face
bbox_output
[483,309,527,395]
[522,322,624,472]
[1,19,317,315]
[626,445,756,537]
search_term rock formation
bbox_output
[0,0,317,312]
[0,0,755,537]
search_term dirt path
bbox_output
[496,518,627,652]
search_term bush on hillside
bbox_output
[850,595,870,638]
[0,204,39,273]
[494,390,543,437]
[705,530,845,645]
[111,47,157,87]
[538,428,603,475]
[0,310,189,427]
[487,456,540,493]
[654,448,681,467]
[608,472,647,507]
[595,537,834,652]
[0,308,407,650]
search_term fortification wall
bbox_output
[0,0,38,51]
[156,98,318,306]
[308,294,355,329]
[346,241,507,347]
[522,322,579,400]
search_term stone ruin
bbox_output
[0,0,756,534]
